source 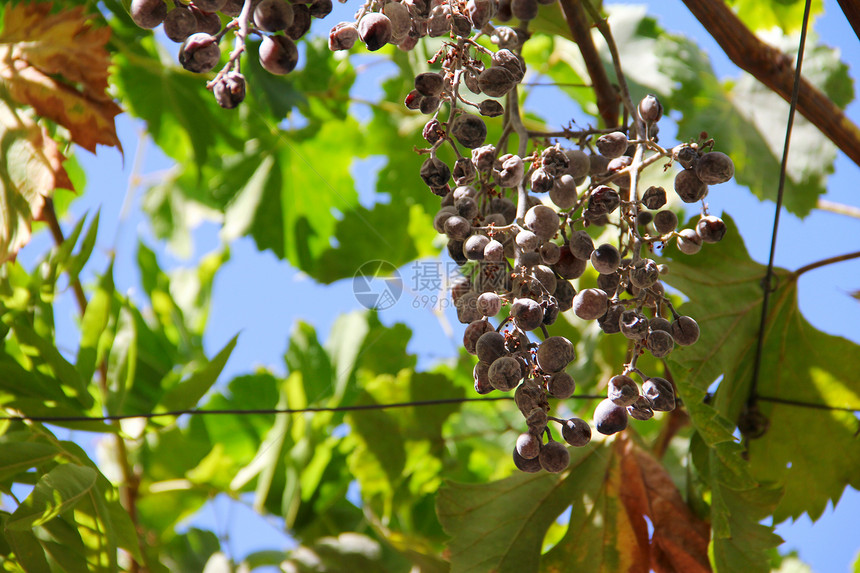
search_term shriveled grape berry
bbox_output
[608,374,639,407]
[513,448,542,472]
[179,33,221,74]
[524,205,559,240]
[536,336,574,373]
[456,292,482,323]
[591,243,620,274]
[553,248,587,279]
[497,154,524,187]
[477,292,502,316]
[646,329,674,358]
[569,230,594,260]
[638,94,663,124]
[530,168,554,194]
[163,6,196,42]
[526,407,548,435]
[539,241,560,265]
[463,320,494,354]
[286,4,311,40]
[695,151,734,184]
[130,0,167,29]
[415,72,445,97]
[674,168,708,203]
[358,13,393,51]
[630,258,659,289]
[254,0,294,33]
[479,100,504,117]
[515,380,546,416]
[511,298,544,331]
[671,315,700,346]
[619,310,649,340]
[547,371,575,398]
[643,377,675,411]
[598,304,624,334]
[473,362,492,394]
[653,210,678,234]
[259,35,298,75]
[696,215,727,243]
[538,440,571,474]
[489,356,522,391]
[596,131,628,159]
[476,331,507,364]
[562,418,591,447]
[594,398,628,435]
[676,145,698,169]
[451,114,487,149]
[550,175,577,209]
[309,0,332,18]
[478,66,517,97]
[627,396,654,421]
[676,228,703,255]
[516,432,541,459]
[213,71,246,109]
[573,288,608,321]
[329,22,359,51]
[420,157,451,188]
[642,186,667,210]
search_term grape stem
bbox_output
[207,0,254,89]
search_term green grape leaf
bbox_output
[0,441,59,482]
[76,261,115,384]
[157,334,237,412]
[280,533,389,573]
[662,215,860,522]
[439,436,707,573]
[724,0,824,33]
[7,464,97,530]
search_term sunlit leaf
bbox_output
[662,215,860,522]
[0,102,73,262]
[7,464,97,530]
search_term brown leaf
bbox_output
[0,3,121,152]
[616,436,712,573]
[0,101,73,262]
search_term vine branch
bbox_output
[557,0,619,128]
[793,249,860,278]
[681,0,860,168]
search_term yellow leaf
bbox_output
[0,101,73,262]
[0,3,121,152]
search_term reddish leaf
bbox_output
[0,3,121,152]
[616,436,711,573]
[0,102,73,262]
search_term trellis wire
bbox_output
[748,0,814,411]
[1,394,857,424]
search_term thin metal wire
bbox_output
[748,0,814,409]
[2,393,855,424]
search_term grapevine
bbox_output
[128,0,738,474]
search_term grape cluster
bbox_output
[128,0,333,108]
[324,0,736,473]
